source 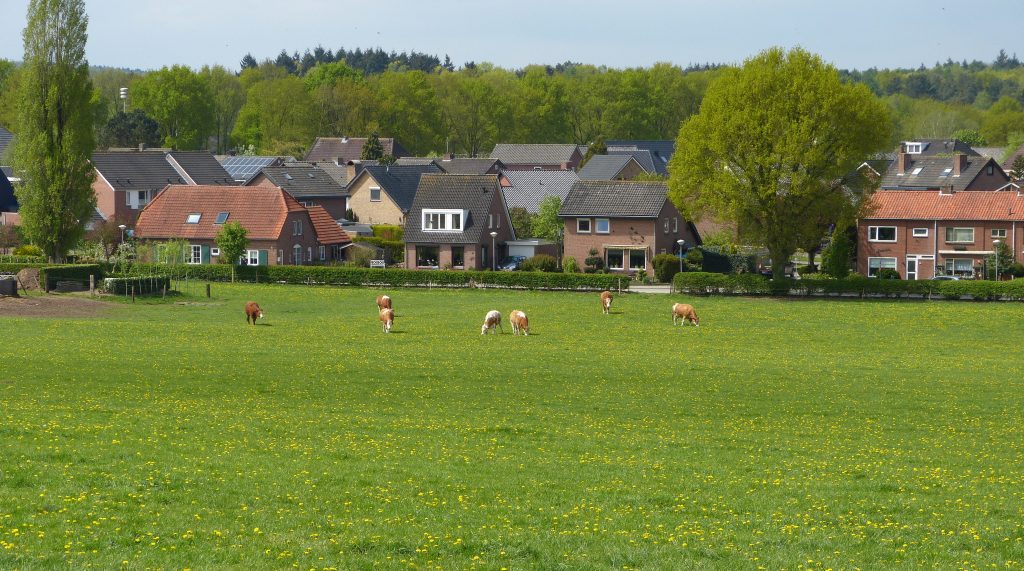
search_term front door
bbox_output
[906,257,917,281]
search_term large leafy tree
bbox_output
[204,65,244,154]
[13,0,97,262]
[668,47,892,279]
[132,65,214,149]
[98,109,161,149]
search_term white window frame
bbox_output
[293,244,302,265]
[293,219,303,236]
[210,248,220,257]
[905,142,923,154]
[663,218,669,234]
[307,247,313,262]
[946,258,974,276]
[577,218,591,233]
[319,245,326,261]
[628,249,646,271]
[185,213,201,224]
[673,218,679,233]
[595,218,610,234]
[867,257,897,277]
[945,227,974,244]
[868,226,897,243]
[606,248,624,271]
[992,228,1008,239]
[912,228,928,238]
[188,245,202,265]
[369,187,382,202]
[421,209,466,233]
[244,249,259,265]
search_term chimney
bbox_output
[953,153,968,176]
[139,143,146,151]
[940,184,954,195]
[897,151,908,175]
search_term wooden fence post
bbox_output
[89,274,95,296]
[206,283,211,298]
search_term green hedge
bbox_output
[700,247,756,274]
[104,276,171,295]
[0,255,46,264]
[40,265,104,290]
[123,263,627,291]
[674,272,1024,300]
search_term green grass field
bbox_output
[2,284,1024,569]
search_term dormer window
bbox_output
[185,213,201,224]
[422,209,466,232]
[905,142,923,154]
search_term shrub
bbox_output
[822,228,852,278]
[103,275,171,295]
[698,246,755,274]
[352,237,403,263]
[13,245,44,257]
[685,248,704,268]
[521,254,558,273]
[1009,262,1024,278]
[371,225,404,241]
[562,256,579,273]
[653,253,682,283]
[877,268,901,280]
[584,248,604,272]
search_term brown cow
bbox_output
[376,295,392,311]
[600,290,613,314]
[380,308,395,333]
[672,303,699,326]
[481,310,503,335]
[509,310,529,336]
[245,301,263,325]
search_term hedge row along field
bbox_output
[675,271,1024,300]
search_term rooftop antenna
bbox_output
[119,87,128,113]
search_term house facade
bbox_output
[347,164,441,226]
[134,185,349,266]
[559,180,698,275]
[858,190,1024,279]
[403,174,515,270]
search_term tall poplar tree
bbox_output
[13,0,96,262]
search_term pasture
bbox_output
[1,284,1024,569]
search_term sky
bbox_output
[3,0,1024,72]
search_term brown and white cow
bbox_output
[380,307,395,333]
[672,303,699,326]
[376,295,392,311]
[245,301,264,325]
[600,290,613,314]
[481,310,503,335]
[509,310,529,336]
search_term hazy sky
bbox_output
[3,0,1023,72]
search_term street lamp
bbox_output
[994,239,1001,281]
[118,224,127,243]
[677,239,686,273]
[490,231,498,271]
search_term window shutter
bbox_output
[201,245,211,264]
[258,250,268,266]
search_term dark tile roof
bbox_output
[897,139,978,157]
[304,137,407,163]
[880,154,1007,191]
[258,163,349,199]
[578,154,643,180]
[606,148,656,173]
[435,158,504,174]
[559,180,669,218]
[490,144,581,165]
[0,127,13,165]
[404,174,503,244]
[606,140,675,174]
[166,151,237,185]
[0,169,16,212]
[135,185,305,241]
[92,151,189,191]
[501,170,578,213]
[357,163,442,212]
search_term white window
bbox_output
[987,165,994,175]
[946,258,974,276]
[912,228,928,238]
[307,247,313,262]
[188,245,202,265]
[673,218,679,233]
[663,219,669,234]
[595,218,610,234]
[577,218,591,233]
[319,245,326,261]
[628,249,646,271]
[243,250,259,265]
[210,248,220,257]
[607,248,624,270]
[945,227,974,243]
[293,244,302,265]
[867,257,897,277]
[992,228,1008,239]
[186,213,201,224]
[905,142,922,154]
[422,209,467,232]
[488,214,494,228]
[293,219,303,236]
[868,226,896,242]
[370,187,381,202]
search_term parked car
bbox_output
[931,275,961,281]
[498,256,526,271]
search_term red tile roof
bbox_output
[306,205,350,245]
[865,190,1024,221]
[135,185,302,240]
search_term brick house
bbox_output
[880,141,1011,192]
[347,164,442,226]
[304,136,408,163]
[92,150,236,223]
[858,189,1024,279]
[490,144,583,171]
[248,162,351,220]
[605,140,675,175]
[403,174,515,270]
[134,185,350,266]
[559,180,699,275]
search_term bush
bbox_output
[13,245,44,257]
[1010,263,1024,278]
[40,264,104,291]
[698,246,755,274]
[822,229,853,278]
[653,253,683,283]
[103,275,171,295]
[352,237,403,264]
[584,248,604,272]
[371,225,403,241]
[685,248,704,268]
[877,268,901,280]
[521,254,558,272]
[562,256,579,273]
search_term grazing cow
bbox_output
[376,295,392,311]
[600,290,613,314]
[672,303,699,326]
[509,310,529,336]
[481,310,503,335]
[380,308,395,333]
[245,301,263,325]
